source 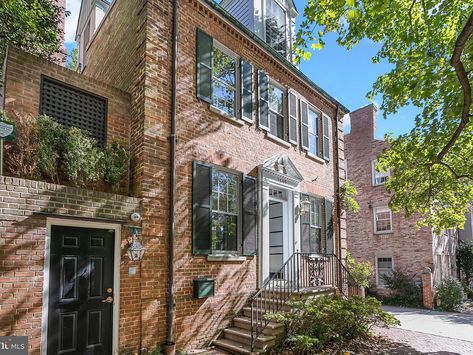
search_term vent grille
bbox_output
[39,77,107,145]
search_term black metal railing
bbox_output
[249,252,363,351]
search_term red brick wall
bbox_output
[0,176,141,354]
[345,104,434,288]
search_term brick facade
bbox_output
[345,104,456,290]
[1,0,348,353]
[0,176,140,354]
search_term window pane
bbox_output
[211,213,238,252]
[212,47,236,116]
[309,134,316,155]
[269,84,284,115]
[310,227,321,253]
[265,0,287,56]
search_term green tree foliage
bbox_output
[380,268,423,307]
[0,0,64,78]
[100,141,129,191]
[458,241,473,287]
[340,180,360,213]
[436,278,464,311]
[37,115,64,184]
[66,47,78,71]
[346,251,373,288]
[296,0,473,231]
[265,295,399,352]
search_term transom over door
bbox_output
[47,226,115,355]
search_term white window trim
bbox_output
[307,104,322,158]
[375,255,394,288]
[373,206,393,234]
[268,79,286,140]
[371,159,390,186]
[210,41,240,120]
[210,165,243,255]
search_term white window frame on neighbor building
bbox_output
[372,159,390,186]
[376,256,394,287]
[211,41,239,118]
[373,206,393,233]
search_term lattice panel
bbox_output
[40,77,107,145]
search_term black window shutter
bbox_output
[324,199,334,255]
[300,194,310,253]
[323,115,330,161]
[241,59,254,122]
[192,161,212,254]
[288,91,297,144]
[258,70,269,130]
[196,29,213,103]
[300,100,309,150]
[242,175,257,255]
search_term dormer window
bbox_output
[265,0,287,57]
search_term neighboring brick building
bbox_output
[345,104,457,291]
[1,0,351,354]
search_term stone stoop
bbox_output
[213,286,336,354]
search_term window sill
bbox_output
[372,182,387,187]
[306,152,326,164]
[265,133,291,148]
[207,254,247,262]
[374,231,393,235]
[209,105,244,126]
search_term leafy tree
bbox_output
[340,180,360,213]
[296,0,473,231]
[67,47,78,71]
[0,0,64,79]
[458,241,473,286]
[345,251,373,288]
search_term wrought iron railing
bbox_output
[249,252,363,351]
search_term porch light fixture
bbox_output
[298,200,311,217]
[127,227,145,262]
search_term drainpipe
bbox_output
[165,0,179,353]
[334,105,343,284]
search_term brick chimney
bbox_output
[349,103,377,140]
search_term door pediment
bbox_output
[261,155,303,188]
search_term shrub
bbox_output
[63,127,103,188]
[381,268,422,307]
[3,112,38,179]
[265,295,399,352]
[37,115,65,183]
[346,251,373,288]
[458,241,473,287]
[100,141,129,191]
[436,278,464,311]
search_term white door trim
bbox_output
[41,218,121,355]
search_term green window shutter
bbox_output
[258,70,269,131]
[288,91,297,144]
[300,194,310,253]
[324,199,334,255]
[242,175,257,255]
[196,29,213,103]
[323,115,330,161]
[300,100,309,150]
[241,59,254,122]
[192,161,212,254]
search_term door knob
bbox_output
[101,296,113,303]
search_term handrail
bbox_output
[249,252,363,351]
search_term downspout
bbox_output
[166,0,179,351]
[334,105,343,259]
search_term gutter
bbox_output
[166,0,179,350]
[333,105,343,259]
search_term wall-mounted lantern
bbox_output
[127,226,145,262]
[297,199,311,217]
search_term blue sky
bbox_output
[64,0,418,139]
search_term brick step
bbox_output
[233,316,285,336]
[223,327,276,349]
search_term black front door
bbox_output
[47,225,115,355]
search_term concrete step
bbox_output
[233,316,285,336]
[223,327,276,349]
[212,338,256,355]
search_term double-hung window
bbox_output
[374,207,393,233]
[372,160,390,185]
[268,83,285,139]
[265,0,287,57]
[212,44,237,117]
[300,195,329,254]
[211,170,239,252]
[192,161,258,256]
[308,107,320,157]
[376,257,393,287]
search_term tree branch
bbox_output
[437,10,473,161]
[437,161,473,181]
